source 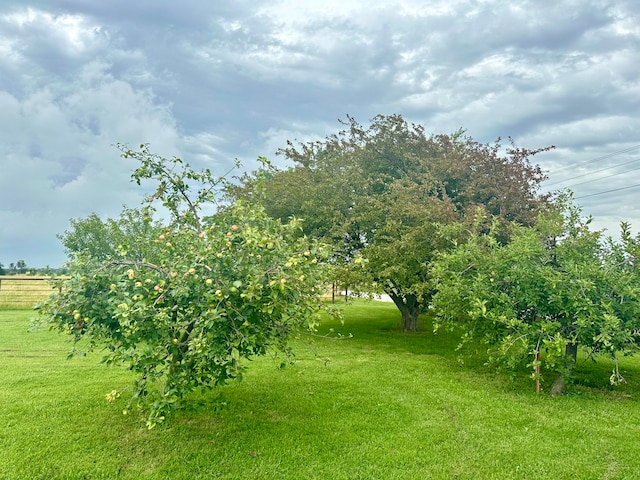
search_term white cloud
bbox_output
[0,50,183,266]
[1,0,639,266]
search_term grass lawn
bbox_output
[1,301,640,479]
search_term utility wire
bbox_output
[543,144,640,179]
[574,183,640,200]
[550,157,640,188]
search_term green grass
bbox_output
[2,301,640,479]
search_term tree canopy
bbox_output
[58,207,163,263]
[232,114,553,330]
[431,194,640,390]
[39,145,331,427]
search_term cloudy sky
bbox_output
[1,0,639,268]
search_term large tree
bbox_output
[233,114,551,330]
[431,194,640,390]
[39,145,331,427]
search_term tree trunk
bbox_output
[565,341,578,362]
[388,292,421,332]
[551,342,578,396]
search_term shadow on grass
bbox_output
[318,299,640,398]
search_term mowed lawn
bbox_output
[2,301,640,479]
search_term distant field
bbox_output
[0,276,57,308]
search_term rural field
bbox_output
[2,300,640,479]
[0,276,58,309]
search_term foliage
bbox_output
[431,193,640,387]
[232,114,552,330]
[58,207,163,262]
[38,145,331,427]
[0,260,28,274]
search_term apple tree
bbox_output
[431,194,640,390]
[38,145,331,427]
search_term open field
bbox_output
[2,301,640,479]
[0,276,57,308]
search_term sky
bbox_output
[1,0,639,268]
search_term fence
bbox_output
[0,276,59,307]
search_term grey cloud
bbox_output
[49,155,87,187]
[1,0,639,266]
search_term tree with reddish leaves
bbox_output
[233,114,553,331]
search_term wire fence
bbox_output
[0,276,60,308]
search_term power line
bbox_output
[574,183,640,200]
[544,144,640,179]
[545,153,640,187]
[555,161,640,189]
